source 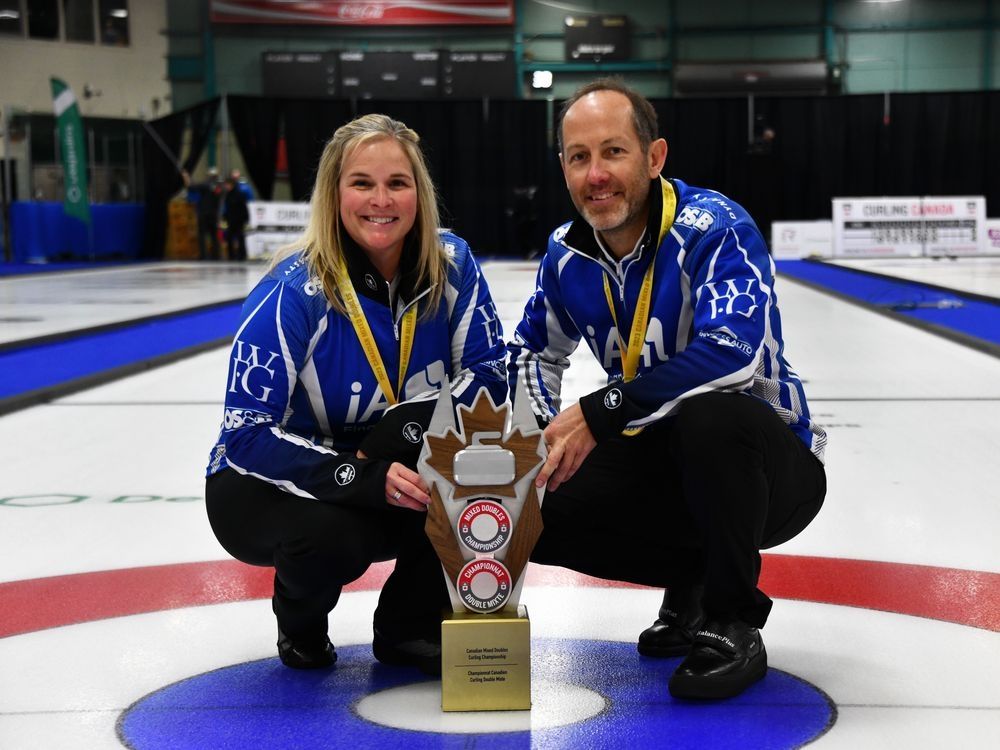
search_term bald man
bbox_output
[507,77,827,700]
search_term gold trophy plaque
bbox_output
[419,386,545,711]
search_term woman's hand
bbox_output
[384,461,431,511]
[359,450,430,511]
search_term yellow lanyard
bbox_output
[335,262,416,406]
[601,177,676,383]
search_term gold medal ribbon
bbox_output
[601,178,676,436]
[602,177,676,383]
[335,261,416,406]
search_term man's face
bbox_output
[560,90,665,243]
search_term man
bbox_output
[229,168,255,202]
[507,78,827,700]
[182,167,222,260]
[222,175,249,261]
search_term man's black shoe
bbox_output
[277,628,337,670]
[637,584,705,658]
[668,618,767,699]
[372,628,442,677]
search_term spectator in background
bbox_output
[230,169,255,202]
[223,176,250,261]
[182,167,222,260]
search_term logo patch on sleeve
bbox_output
[335,464,356,485]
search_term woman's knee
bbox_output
[277,507,384,582]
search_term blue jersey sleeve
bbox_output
[210,278,389,506]
[506,240,583,424]
[445,241,508,408]
[580,224,773,438]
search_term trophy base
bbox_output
[441,604,530,712]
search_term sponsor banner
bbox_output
[770,221,832,259]
[247,201,310,260]
[246,231,300,260]
[210,0,514,26]
[832,196,986,258]
[50,78,91,226]
[986,219,1000,253]
[248,200,310,229]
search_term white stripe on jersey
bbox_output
[225,459,317,499]
[450,265,478,374]
[275,285,299,424]
[233,283,279,341]
[674,244,692,353]
[268,424,339,455]
[300,312,331,434]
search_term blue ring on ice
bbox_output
[117,638,835,749]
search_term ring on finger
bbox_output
[392,489,402,501]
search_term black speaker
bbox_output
[564,15,630,62]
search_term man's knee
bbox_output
[671,392,774,456]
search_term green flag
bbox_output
[50,78,91,226]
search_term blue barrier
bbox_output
[10,201,145,261]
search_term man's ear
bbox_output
[648,138,668,177]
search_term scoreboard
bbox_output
[262,49,516,99]
[261,52,338,97]
[832,197,986,258]
[339,50,441,99]
[441,51,517,98]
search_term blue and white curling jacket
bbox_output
[507,177,826,462]
[206,231,508,505]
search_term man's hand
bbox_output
[535,403,596,492]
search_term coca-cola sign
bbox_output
[211,0,514,26]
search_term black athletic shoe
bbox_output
[668,618,767,699]
[637,584,705,658]
[372,628,442,677]
[277,628,337,670]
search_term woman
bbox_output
[205,114,507,674]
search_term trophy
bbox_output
[418,384,546,711]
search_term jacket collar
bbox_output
[340,230,421,307]
[560,177,668,263]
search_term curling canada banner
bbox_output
[209,0,514,25]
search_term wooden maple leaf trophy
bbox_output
[418,383,546,711]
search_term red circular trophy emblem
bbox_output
[457,499,511,554]
[456,558,512,613]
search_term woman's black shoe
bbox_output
[277,628,337,669]
[668,618,767,699]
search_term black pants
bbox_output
[205,469,449,641]
[197,216,220,260]
[531,392,826,628]
[225,226,246,260]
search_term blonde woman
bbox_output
[205,114,506,674]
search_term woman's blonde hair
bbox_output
[272,113,448,316]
